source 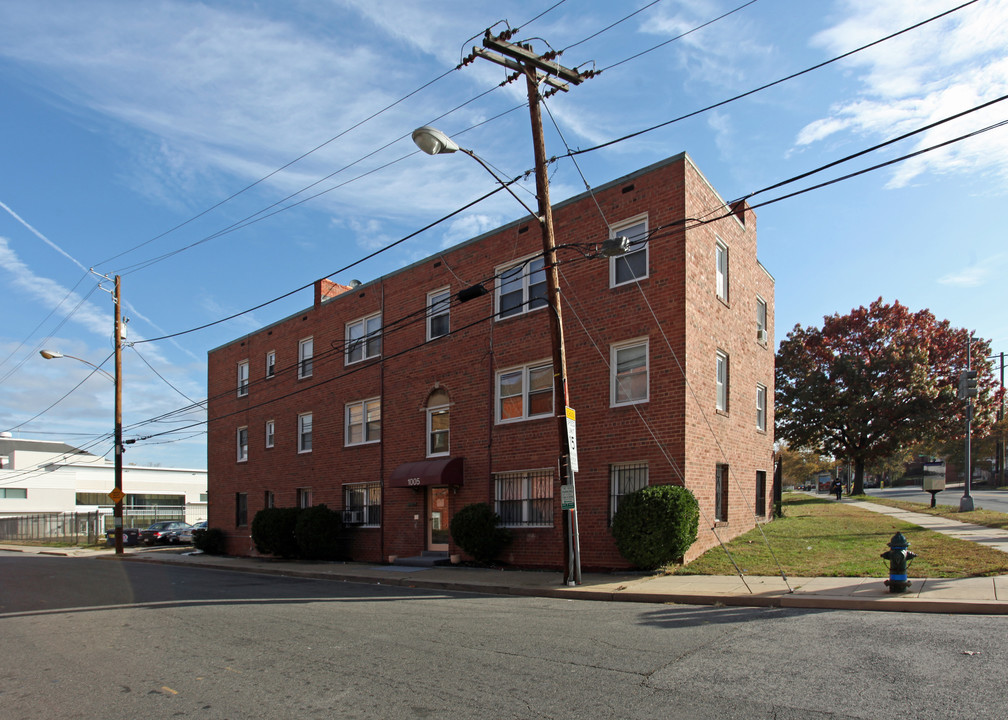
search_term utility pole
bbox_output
[114,275,124,554]
[999,352,1005,488]
[472,30,586,585]
[959,337,976,512]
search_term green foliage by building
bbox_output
[449,503,512,565]
[611,484,699,570]
[251,506,301,558]
[192,527,226,555]
[294,504,346,560]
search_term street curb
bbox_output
[114,554,1008,615]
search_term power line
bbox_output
[130,181,515,344]
[567,0,980,158]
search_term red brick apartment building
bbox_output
[206,153,775,569]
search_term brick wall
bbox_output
[207,153,775,569]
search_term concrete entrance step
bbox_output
[394,551,450,567]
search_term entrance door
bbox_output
[427,486,450,551]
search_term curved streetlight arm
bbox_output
[412,125,542,222]
[40,350,115,383]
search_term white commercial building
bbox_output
[0,435,207,526]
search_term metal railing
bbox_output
[0,505,207,545]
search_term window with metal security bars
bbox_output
[609,462,649,521]
[715,464,729,522]
[344,482,381,527]
[755,471,767,518]
[235,492,248,527]
[494,469,554,527]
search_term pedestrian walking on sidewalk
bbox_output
[831,479,843,500]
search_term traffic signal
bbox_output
[958,370,978,399]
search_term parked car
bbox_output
[105,527,141,546]
[177,520,207,544]
[139,521,191,545]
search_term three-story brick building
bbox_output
[207,152,775,569]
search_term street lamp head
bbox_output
[40,349,64,360]
[412,126,460,155]
[599,236,630,258]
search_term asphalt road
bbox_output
[2,553,1007,719]
[865,485,1008,514]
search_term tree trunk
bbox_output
[852,457,866,495]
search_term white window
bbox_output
[756,384,767,432]
[715,464,729,522]
[298,337,313,379]
[610,462,649,521]
[494,469,554,527]
[756,296,768,344]
[427,288,450,340]
[716,350,729,412]
[346,398,381,445]
[611,339,648,406]
[266,350,276,379]
[715,238,729,302]
[237,360,249,397]
[496,255,546,319]
[344,482,381,527]
[346,313,382,364]
[298,412,312,453]
[265,419,275,448]
[497,361,553,423]
[297,487,313,509]
[237,427,248,462]
[427,389,450,457]
[609,217,648,287]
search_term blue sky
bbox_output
[1,0,1006,470]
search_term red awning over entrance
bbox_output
[388,457,463,488]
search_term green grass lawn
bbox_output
[675,493,1008,578]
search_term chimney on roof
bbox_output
[315,278,353,307]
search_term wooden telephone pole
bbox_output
[471,31,586,585]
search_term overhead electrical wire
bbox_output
[116,0,975,344]
[96,0,575,274]
[10,1,987,447]
[567,0,980,158]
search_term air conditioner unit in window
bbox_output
[757,329,768,344]
[342,510,364,525]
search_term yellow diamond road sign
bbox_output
[108,488,125,504]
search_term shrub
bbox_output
[251,506,301,558]
[450,503,511,564]
[611,484,699,570]
[295,504,347,560]
[192,527,226,555]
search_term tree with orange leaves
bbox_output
[776,298,1001,495]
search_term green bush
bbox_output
[450,503,511,564]
[251,506,301,558]
[611,484,699,570]
[192,527,226,555]
[295,504,347,560]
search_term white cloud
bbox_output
[938,254,1006,288]
[795,0,1008,188]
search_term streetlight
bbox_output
[39,350,115,383]
[39,276,125,554]
[413,125,628,585]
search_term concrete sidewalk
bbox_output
[3,499,1007,614]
